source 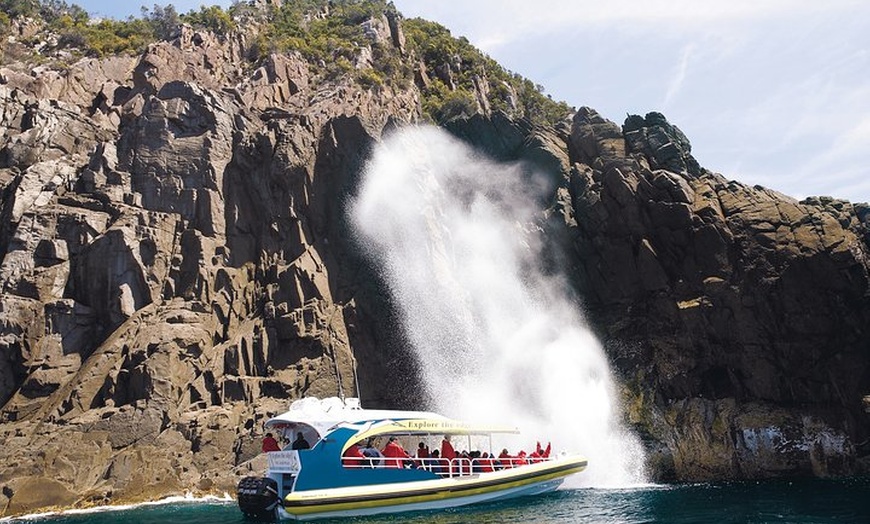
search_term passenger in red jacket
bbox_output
[498,448,514,468]
[261,433,281,453]
[342,442,366,467]
[478,452,495,472]
[455,451,471,476]
[536,441,551,458]
[440,435,456,460]
[382,437,409,468]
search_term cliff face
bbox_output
[0,10,868,518]
[0,21,421,515]
[559,110,870,480]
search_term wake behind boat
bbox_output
[237,397,587,521]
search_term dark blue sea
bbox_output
[9,479,870,523]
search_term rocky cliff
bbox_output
[0,2,868,517]
[560,110,870,480]
[445,108,870,480]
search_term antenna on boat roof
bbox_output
[325,305,361,406]
[328,306,346,402]
[351,354,361,404]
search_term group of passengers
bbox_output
[433,436,552,474]
[341,438,395,468]
[261,432,311,452]
[341,434,551,476]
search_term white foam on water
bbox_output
[0,493,233,522]
[351,126,647,487]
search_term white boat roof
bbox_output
[264,397,519,440]
[265,397,448,436]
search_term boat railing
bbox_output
[341,455,556,477]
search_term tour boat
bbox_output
[236,397,587,521]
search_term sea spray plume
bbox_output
[351,126,646,486]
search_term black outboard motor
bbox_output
[237,476,280,521]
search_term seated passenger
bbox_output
[382,437,410,468]
[498,448,514,468]
[478,452,495,472]
[470,451,483,473]
[455,451,471,476]
[342,442,366,467]
[261,432,281,453]
[429,449,445,475]
[291,433,310,450]
[360,440,384,467]
[515,450,528,466]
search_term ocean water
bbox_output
[11,478,870,524]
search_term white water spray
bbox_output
[351,126,646,487]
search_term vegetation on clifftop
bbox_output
[247,0,409,89]
[0,0,571,126]
[403,17,570,126]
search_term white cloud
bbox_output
[840,117,870,154]
[794,115,870,182]
[662,44,694,110]
[395,0,864,52]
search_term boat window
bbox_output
[339,434,533,477]
[267,423,321,450]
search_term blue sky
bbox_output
[77,0,870,203]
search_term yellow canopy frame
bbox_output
[341,418,518,454]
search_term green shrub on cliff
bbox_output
[181,4,234,34]
[419,77,477,123]
[253,0,384,59]
[403,18,570,126]
[357,66,384,87]
[251,0,407,87]
[0,0,159,58]
[55,14,154,57]
[0,0,38,19]
[0,0,87,26]
[141,3,180,40]
[0,1,231,59]
[434,88,478,122]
